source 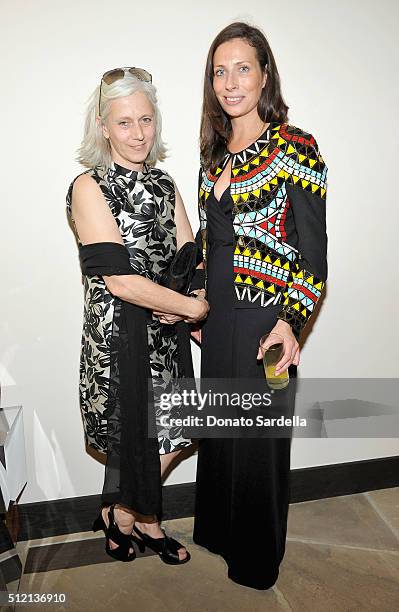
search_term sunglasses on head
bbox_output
[98,67,152,116]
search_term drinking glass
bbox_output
[260,334,289,390]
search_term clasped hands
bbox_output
[152,289,208,325]
[153,297,300,373]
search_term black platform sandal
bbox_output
[92,504,136,562]
[131,524,191,565]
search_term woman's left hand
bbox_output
[153,312,185,324]
[257,320,300,374]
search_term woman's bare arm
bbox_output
[71,174,208,320]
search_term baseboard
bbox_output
[14,455,399,542]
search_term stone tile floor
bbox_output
[14,488,399,611]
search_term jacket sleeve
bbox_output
[277,136,328,339]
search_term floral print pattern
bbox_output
[66,162,192,455]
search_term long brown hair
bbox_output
[200,22,289,173]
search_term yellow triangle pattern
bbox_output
[200,126,327,322]
[206,124,326,205]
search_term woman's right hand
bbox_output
[184,296,209,324]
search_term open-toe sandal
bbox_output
[92,504,136,562]
[131,523,190,565]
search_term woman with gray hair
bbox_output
[66,67,208,564]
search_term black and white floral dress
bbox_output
[66,161,193,457]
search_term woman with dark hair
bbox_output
[193,22,328,589]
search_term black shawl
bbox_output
[79,242,162,516]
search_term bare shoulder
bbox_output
[72,172,102,197]
[68,170,122,244]
[71,172,106,213]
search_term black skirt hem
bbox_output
[193,535,281,590]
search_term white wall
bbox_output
[1,0,398,504]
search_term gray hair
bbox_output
[76,73,167,169]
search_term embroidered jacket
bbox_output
[197,122,328,338]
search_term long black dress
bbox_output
[193,184,297,590]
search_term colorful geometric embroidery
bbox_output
[234,240,291,285]
[278,270,325,333]
[226,124,327,205]
[233,185,297,260]
[198,122,327,335]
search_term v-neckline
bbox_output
[213,155,233,202]
[212,184,230,203]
